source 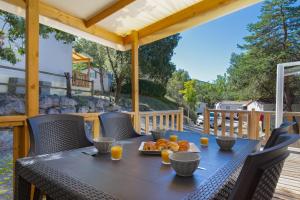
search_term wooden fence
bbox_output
[203,108,300,142]
[0,108,184,166]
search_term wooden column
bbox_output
[131,31,140,132]
[26,0,39,117]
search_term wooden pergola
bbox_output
[0,0,260,153]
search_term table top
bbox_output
[16,131,260,200]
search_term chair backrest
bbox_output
[229,134,299,200]
[264,121,296,149]
[99,112,140,140]
[27,114,92,156]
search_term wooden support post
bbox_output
[203,108,210,134]
[131,31,140,133]
[26,0,39,117]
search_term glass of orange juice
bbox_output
[169,134,178,142]
[161,149,172,165]
[111,142,123,160]
[200,137,209,146]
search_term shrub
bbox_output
[122,79,166,98]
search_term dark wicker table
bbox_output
[15,132,260,200]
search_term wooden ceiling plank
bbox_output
[85,0,135,28]
[2,0,124,45]
[124,0,261,45]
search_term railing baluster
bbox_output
[93,118,100,139]
[171,114,175,130]
[160,114,164,129]
[214,111,218,135]
[238,113,243,137]
[176,113,180,131]
[229,112,234,137]
[165,114,169,130]
[287,115,293,133]
[145,114,149,134]
[221,112,226,136]
[203,108,210,134]
[264,113,271,140]
[153,113,157,130]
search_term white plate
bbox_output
[138,142,201,155]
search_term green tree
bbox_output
[0,10,75,64]
[227,0,300,110]
[180,79,198,111]
[74,38,130,103]
[105,47,131,103]
[197,74,231,107]
[166,69,190,103]
[139,34,181,84]
[73,38,107,93]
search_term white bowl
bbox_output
[169,152,200,176]
[93,137,116,154]
[216,136,236,151]
[151,129,166,141]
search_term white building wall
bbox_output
[0,30,72,95]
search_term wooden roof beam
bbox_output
[2,0,124,45]
[85,0,135,28]
[123,0,261,45]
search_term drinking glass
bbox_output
[169,134,178,142]
[161,149,172,164]
[200,137,209,146]
[111,142,123,160]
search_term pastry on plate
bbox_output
[143,141,156,151]
[167,141,179,152]
[177,140,190,151]
[155,139,168,150]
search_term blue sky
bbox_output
[171,2,263,82]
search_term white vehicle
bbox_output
[196,112,221,127]
[209,112,222,128]
[196,114,204,125]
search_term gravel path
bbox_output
[0,129,13,200]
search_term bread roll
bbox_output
[178,140,190,151]
[143,141,156,151]
[167,142,179,151]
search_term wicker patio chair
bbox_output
[27,114,92,156]
[99,112,141,140]
[229,133,300,200]
[27,114,93,200]
[27,114,93,156]
[264,121,296,149]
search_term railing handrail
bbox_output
[207,109,300,116]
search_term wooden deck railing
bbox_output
[203,108,300,142]
[0,108,184,164]
[139,108,184,134]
